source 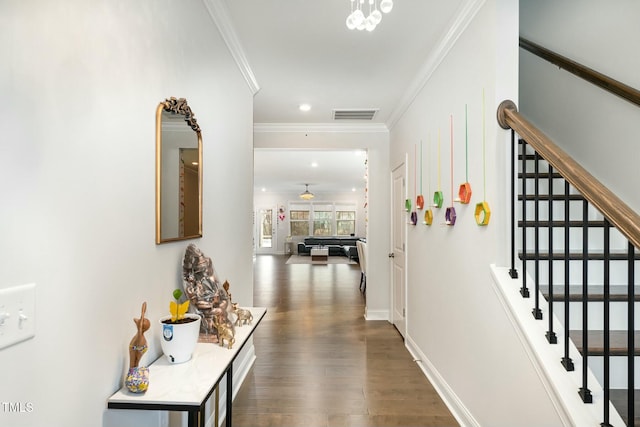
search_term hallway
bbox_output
[232,255,458,427]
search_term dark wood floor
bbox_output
[231,254,458,427]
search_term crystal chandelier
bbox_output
[346,0,393,32]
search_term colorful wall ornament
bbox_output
[416,141,424,210]
[458,183,472,204]
[423,208,433,226]
[410,144,418,225]
[423,136,433,226]
[457,104,472,204]
[445,206,457,226]
[446,115,456,226]
[433,128,444,209]
[476,89,491,226]
[475,201,491,226]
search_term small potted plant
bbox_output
[159,289,201,364]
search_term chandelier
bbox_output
[299,184,315,200]
[346,0,393,32]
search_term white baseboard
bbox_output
[364,308,389,321]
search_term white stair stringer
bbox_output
[490,265,625,427]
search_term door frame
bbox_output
[390,158,408,338]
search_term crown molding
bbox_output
[386,0,486,130]
[254,122,389,134]
[202,0,260,95]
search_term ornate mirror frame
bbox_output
[155,97,203,244]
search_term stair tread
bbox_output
[519,251,640,260]
[609,389,640,425]
[518,172,563,178]
[518,220,607,227]
[541,285,640,301]
[569,330,640,355]
[518,194,584,200]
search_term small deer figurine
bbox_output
[129,302,150,369]
[232,303,253,327]
[213,315,235,349]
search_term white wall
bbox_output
[520,0,640,213]
[0,1,254,426]
[254,129,390,319]
[390,0,566,425]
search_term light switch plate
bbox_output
[0,283,36,350]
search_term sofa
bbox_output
[297,236,363,260]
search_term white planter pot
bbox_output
[159,313,201,364]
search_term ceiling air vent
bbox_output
[332,109,379,120]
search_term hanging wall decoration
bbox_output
[416,140,425,210]
[457,104,472,204]
[423,135,434,225]
[445,115,457,226]
[410,144,418,225]
[433,129,444,209]
[475,89,491,226]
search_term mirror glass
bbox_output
[156,97,202,244]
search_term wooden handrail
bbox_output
[497,100,640,250]
[520,37,640,108]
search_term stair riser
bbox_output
[588,356,640,389]
[522,261,638,286]
[519,229,632,253]
[555,301,640,330]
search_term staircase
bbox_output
[515,136,639,426]
[498,38,640,426]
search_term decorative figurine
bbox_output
[125,302,150,393]
[223,280,232,305]
[213,315,235,349]
[232,303,253,327]
[182,244,234,343]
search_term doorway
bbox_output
[391,162,407,338]
[255,207,276,254]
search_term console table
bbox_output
[108,307,266,427]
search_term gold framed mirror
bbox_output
[155,97,203,244]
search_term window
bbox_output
[313,211,333,235]
[289,203,357,237]
[290,210,310,236]
[336,210,356,235]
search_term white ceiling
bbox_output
[222,0,465,193]
[254,149,368,195]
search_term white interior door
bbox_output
[256,207,276,254]
[391,163,406,338]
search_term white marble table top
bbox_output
[108,307,266,407]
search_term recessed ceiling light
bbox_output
[352,188,356,192]
[299,104,311,112]
[261,187,266,192]
[311,162,318,168]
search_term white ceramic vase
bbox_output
[159,313,201,364]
